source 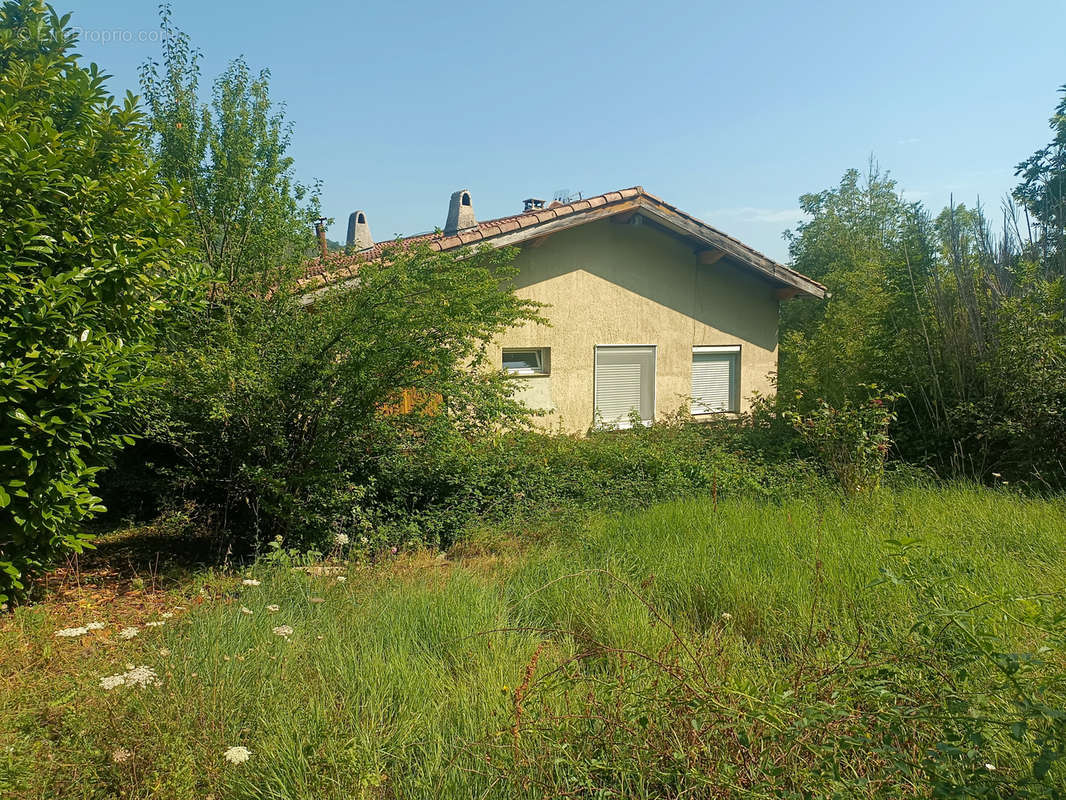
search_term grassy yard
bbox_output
[3,485,1066,798]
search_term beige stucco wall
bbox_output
[488,219,780,434]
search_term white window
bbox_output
[503,348,549,375]
[594,345,656,428]
[691,345,739,414]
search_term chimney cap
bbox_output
[523,198,546,212]
[347,210,373,251]
[445,189,476,234]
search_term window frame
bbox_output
[502,347,551,376]
[691,345,740,415]
[593,343,657,429]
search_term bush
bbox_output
[784,386,900,495]
[111,385,818,555]
[114,243,542,551]
[331,412,820,548]
[0,1,187,603]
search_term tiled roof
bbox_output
[301,187,826,298]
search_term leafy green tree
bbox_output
[0,0,188,602]
[781,154,1066,484]
[139,4,319,288]
[1015,84,1066,276]
[780,164,928,406]
[134,244,543,548]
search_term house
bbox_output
[305,187,826,434]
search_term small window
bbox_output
[503,348,549,376]
[691,345,739,414]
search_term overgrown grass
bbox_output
[3,484,1066,798]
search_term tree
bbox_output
[134,243,543,548]
[138,4,319,289]
[1014,84,1066,277]
[781,156,1066,485]
[780,163,927,406]
[0,0,188,602]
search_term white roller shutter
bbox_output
[691,346,739,414]
[594,346,655,427]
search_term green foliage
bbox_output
[124,243,544,549]
[230,408,819,551]
[781,158,1066,487]
[139,4,319,287]
[783,385,900,495]
[0,0,187,603]
[876,539,1066,796]
[1015,84,1066,277]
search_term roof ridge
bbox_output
[301,186,825,298]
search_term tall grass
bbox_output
[2,484,1065,798]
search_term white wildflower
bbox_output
[223,745,251,764]
[241,579,260,586]
[145,621,165,628]
[55,626,89,638]
[985,763,996,771]
[102,664,159,690]
[336,576,346,583]
[721,612,733,622]
[266,604,279,612]
[239,606,253,615]
[272,625,294,637]
[85,621,107,631]
[123,665,159,688]
[360,535,369,545]
[118,627,139,639]
[111,747,131,763]
[334,532,350,547]
[100,674,126,690]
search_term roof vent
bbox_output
[444,189,476,235]
[523,198,545,212]
[346,210,372,251]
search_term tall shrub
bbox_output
[783,387,899,495]
[133,243,543,548]
[0,1,187,602]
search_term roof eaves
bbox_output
[302,185,825,299]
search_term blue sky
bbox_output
[63,0,1065,262]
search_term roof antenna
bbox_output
[552,189,583,205]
